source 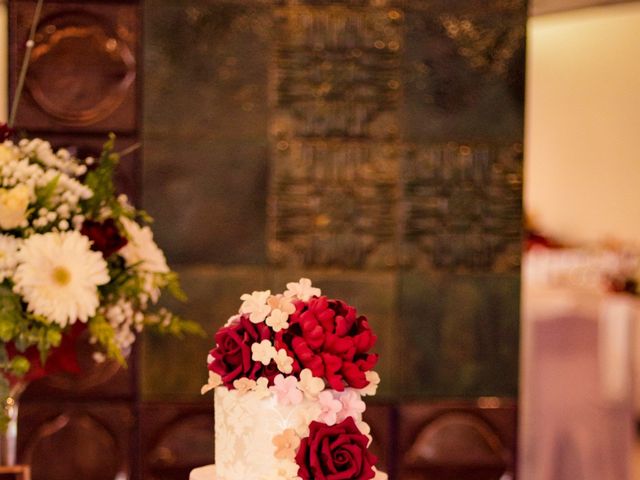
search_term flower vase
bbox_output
[0,383,26,466]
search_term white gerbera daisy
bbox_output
[13,231,110,326]
[119,217,169,273]
[0,234,20,281]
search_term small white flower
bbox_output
[13,231,109,326]
[298,368,325,399]
[284,278,321,301]
[358,371,380,396]
[266,308,290,332]
[201,371,223,395]
[251,339,276,365]
[274,348,294,374]
[119,217,169,273]
[239,290,272,324]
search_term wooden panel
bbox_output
[9,1,139,133]
[397,400,517,480]
[17,402,135,480]
[140,402,214,480]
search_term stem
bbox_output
[8,0,45,128]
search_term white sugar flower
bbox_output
[253,377,271,398]
[274,348,294,374]
[201,371,223,395]
[119,217,169,273]
[358,370,380,396]
[298,368,325,399]
[284,278,321,301]
[267,294,296,315]
[13,231,109,326]
[373,467,388,480]
[266,308,290,332]
[233,377,257,394]
[240,290,272,324]
[251,339,276,365]
[0,234,20,281]
[0,184,31,230]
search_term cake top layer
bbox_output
[202,278,379,396]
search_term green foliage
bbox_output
[146,312,205,339]
[88,314,125,366]
[165,272,188,302]
[81,134,123,219]
[8,356,30,377]
[34,174,60,210]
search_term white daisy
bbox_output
[119,217,169,273]
[13,231,110,326]
[0,234,20,281]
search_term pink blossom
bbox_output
[317,390,343,426]
[337,390,366,422]
[270,374,303,405]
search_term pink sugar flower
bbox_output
[270,374,303,405]
[337,390,366,422]
[317,390,343,426]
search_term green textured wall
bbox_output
[142,0,525,402]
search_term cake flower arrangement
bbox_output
[202,278,386,480]
[0,133,200,419]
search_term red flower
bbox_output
[295,416,377,480]
[275,297,378,391]
[0,123,14,141]
[5,323,85,385]
[81,219,128,258]
[208,315,278,388]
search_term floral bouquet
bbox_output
[0,133,200,423]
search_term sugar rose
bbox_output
[295,416,377,480]
[208,315,278,387]
[0,184,30,230]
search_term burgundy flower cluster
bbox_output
[276,297,378,391]
[207,295,378,391]
[208,315,280,388]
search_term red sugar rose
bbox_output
[208,315,278,388]
[295,416,377,480]
[275,296,378,391]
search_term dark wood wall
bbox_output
[9,1,141,478]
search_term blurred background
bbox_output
[1,0,639,479]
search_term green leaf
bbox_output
[35,174,60,209]
[88,315,125,365]
[0,286,22,341]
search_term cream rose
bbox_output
[0,184,31,230]
[0,144,15,165]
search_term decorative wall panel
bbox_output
[18,403,135,480]
[268,3,403,268]
[10,1,139,133]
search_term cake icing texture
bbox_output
[202,278,386,480]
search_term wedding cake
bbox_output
[199,278,386,480]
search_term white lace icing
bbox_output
[214,386,364,480]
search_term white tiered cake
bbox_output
[197,279,386,480]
